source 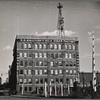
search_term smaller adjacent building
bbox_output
[79,72,100,87]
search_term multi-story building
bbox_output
[9,35,79,95]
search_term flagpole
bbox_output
[45,82,47,97]
[50,81,52,96]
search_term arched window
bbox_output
[69,44,71,49]
[24,43,27,49]
[70,70,73,74]
[54,44,57,49]
[50,44,53,49]
[39,44,42,49]
[73,45,75,50]
[35,44,38,49]
[28,43,31,49]
[44,44,46,49]
[65,44,68,49]
[58,44,61,49]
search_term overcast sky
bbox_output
[0,0,100,83]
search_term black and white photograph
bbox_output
[0,0,100,99]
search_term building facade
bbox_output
[10,35,79,95]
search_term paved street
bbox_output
[0,96,95,100]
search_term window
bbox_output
[36,61,39,66]
[74,70,76,74]
[50,61,53,67]
[59,53,62,58]
[24,87,27,91]
[28,79,32,84]
[65,53,68,58]
[35,44,38,49]
[35,53,38,58]
[35,79,39,84]
[59,70,62,74]
[19,52,23,57]
[44,61,47,66]
[44,53,47,58]
[60,78,63,83]
[19,79,23,84]
[28,52,32,57]
[59,61,62,66]
[66,70,68,73]
[66,61,68,66]
[51,70,53,74]
[20,87,22,91]
[35,70,38,75]
[28,70,32,75]
[58,44,61,49]
[24,43,27,49]
[40,70,42,75]
[51,79,54,83]
[28,44,31,49]
[65,44,67,49]
[44,70,47,74]
[50,44,53,49]
[56,78,59,83]
[25,60,28,66]
[39,44,42,49]
[69,53,72,58]
[24,70,27,75]
[44,78,47,83]
[29,61,32,66]
[69,44,71,49]
[20,70,23,74]
[55,70,58,75]
[44,44,46,49]
[20,61,23,66]
[39,61,43,66]
[24,79,27,84]
[24,53,27,57]
[39,53,42,58]
[73,45,75,50]
[29,87,32,91]
[40,79,43,84]
[54,44,57,49]
[70,70,73,74]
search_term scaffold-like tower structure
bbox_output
[57,3,65,37]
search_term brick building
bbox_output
[9,35,79,95]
